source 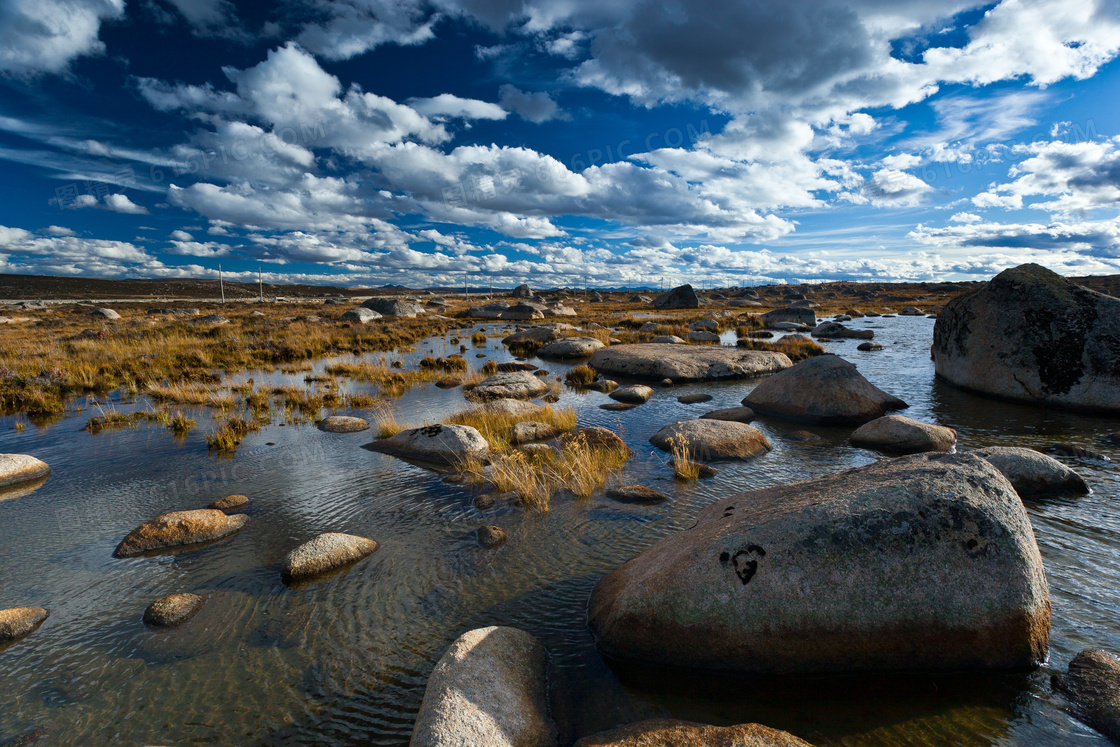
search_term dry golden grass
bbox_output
[564,364,596,387]
[457,431,630,512]
[446,403,576,451]
[669,434,701,480]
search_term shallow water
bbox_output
[0,315,1118,746]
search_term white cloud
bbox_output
[104,193,149,214]
[295,0,437,60]
[407,93,508,121]
[0,0,124,76]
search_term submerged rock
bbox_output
[857,342,884,351]
[573,719,812,747]
[699,406,756,423]
[589,344,790,382]
[742,355,906,424]
[606,485,670,505]
[318,415,370,433]
[114,509,248,557]
[677,393,712,404]
[649,419,771,460]
[0,454,50,489]
[588,452,1051,675]
[478,525,508,548]
[933,264,1120,413]
[850,415,957,454]
[1053,649,1120,742]
[811,322,873,340]
[969,446,1089,497]
[143,593,206,628]
[281,533,378,582]
[469,372,550,401]
[410,626,558,747]
[0,606,49,643]
[370,424,490,465]
[207,494,249,511]
[1043,443,1110,461]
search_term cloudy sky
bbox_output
[0,0,1119,288]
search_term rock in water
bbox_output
[478,525,507,548]
[207,494,250,511]
[537,337,605,359]
[369,424,490,465]
[699,406,756,423]
[0,454,50,489]
[560,427,633,456]
[649,419,771,460]
[970,446,1089,497]
[573,719,812,747]
[653,284,700,309]
[318,415,370,433]
[410,626,558,747]
[742,355,906,424]
[811,322,873,340]
[588,452,1050,675]
[1053,649,1120,742]
[933,263,1120,413]
[606,485,670,505]
[850,415,957,453]
[281,533,378,582]
[589,344,790,382]
[609,385,654,404]
[0,606,49,642]
[114,509,248,557]
[143,593,206,627]
[469,372,550,401]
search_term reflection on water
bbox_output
[0,315,1118,745]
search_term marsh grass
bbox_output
[206,412,266,452]
[457,432,630,511]
[446,403,576,451]
[668,434,701,480]
[564,365,596,387]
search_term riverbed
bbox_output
[0,314,1117,745]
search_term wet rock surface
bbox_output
[114,509,248,558]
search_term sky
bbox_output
[0,0,1119,289]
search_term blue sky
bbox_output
[0,0,1119,288]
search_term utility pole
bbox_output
[218,264,225,303]
[258,266,263,302]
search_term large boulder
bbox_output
[649,420,771,460]
[512,283,534,298]
[361,297,425,317]
[1053,649,1120,742]
[589,344,790,382]
[687,330,721,343]
[850,415,957,453]
[653,284,700,309]
[470,372,550,401]
[742,355,906,424]
[537,337,605,359]
[573,719,812,747]
[114,509,248,557]
[91,308,120,320]
[762,307,817,328]
[502,302,547,321]
[0,454,50,489]
[933,264,1120,413]
[341,307,382,324]
[588,452,1051,675]
[410,626,558,747]
[0,606,49,642]
[969,446,1090,497]
[609,385,654,404]
[475,399,543,418]
[281,532,378,582]
[369,424,489,465]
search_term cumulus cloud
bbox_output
[407,94,508,121]
[0,0,124,76]
[498,85,563,123]
[104,194,149,214]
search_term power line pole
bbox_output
[218,264,225,304]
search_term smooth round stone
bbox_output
[478,526,508,548]
[114,510,248,558]
[207,494,250,512]
[0,606,49,642]
[318,415,370,433]
[143,593,206,628]
[606,485,670,505]
[677,393,713,404]
[281,532,379,582]
[0,454,50,489]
